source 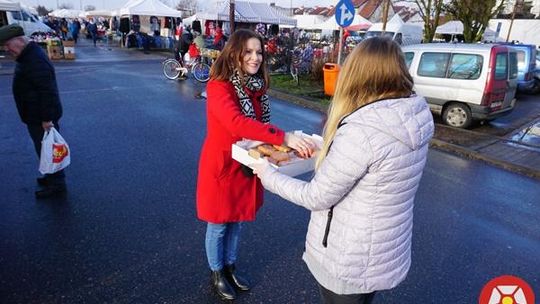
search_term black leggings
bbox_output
[319,284,376,304]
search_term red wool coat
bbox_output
[196,80,285,223]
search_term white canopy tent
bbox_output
[436,20,504,41]
[82,10,114,17]
[388,13,404,25]
[50,9,83,18]
[315,14,372,31]
[118,0,182,17]
[182,11,219,26]
[216,1,296,26]
[287,14,328,30]
[435,20,463,35]
[0,0,20,11]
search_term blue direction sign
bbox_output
[335,0,355,28]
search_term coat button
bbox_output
[269,128,276,134]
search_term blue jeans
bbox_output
[205,222,243,271]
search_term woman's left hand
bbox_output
[249,157,271,176]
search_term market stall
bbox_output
[116,0,182,50]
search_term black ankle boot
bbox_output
[224,264,251,291]
[211,269,236,300]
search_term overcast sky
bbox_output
[21,0,335,11]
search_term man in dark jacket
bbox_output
[0,24,67,199]
[178,26,193,62]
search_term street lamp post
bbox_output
[381,0,390,33]
[229,0,235,33]
[506,0,524,42]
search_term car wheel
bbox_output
[529,79,540,95]
[442,102,472,128]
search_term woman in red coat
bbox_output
[196,29,313,301]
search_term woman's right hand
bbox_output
[284,132,316,158]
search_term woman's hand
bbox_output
[284,132,316,158]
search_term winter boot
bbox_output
[224,264,251,291]
[211,269,236,300]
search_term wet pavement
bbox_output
[0,38,539,303]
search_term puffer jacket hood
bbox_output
[343,94,433,151]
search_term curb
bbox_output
[430,139,540,180]
[268,88,327,113]
[268,88,540,180]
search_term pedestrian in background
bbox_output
[178,25,193,61]
[59,18,68,40]
[196,29,314,301]
[251,37,434,304]
[87,18,98,47]
[212,27,225,51]
[70,18,81,43]
[0,24,67,199]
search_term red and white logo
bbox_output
[479,275,535,304]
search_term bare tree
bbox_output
[445,0,506,42]
[59,3,74,9]
[36,5,51,16]
[84,5,96,11]
[414,0,445,42]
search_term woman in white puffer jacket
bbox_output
[252,37,434,303]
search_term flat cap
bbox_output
[0,24,25,45]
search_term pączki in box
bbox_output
[232,131,323,177]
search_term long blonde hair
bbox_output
[316,37,414,169]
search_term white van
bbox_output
[365,22,423,46]
[402,43,518,128]
[0,8,53,36]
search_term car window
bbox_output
[515,50,526,71]
[418,52,450,78]
[495,53,508,80]
[394,33,403,45]
[11,12,22,21]
[365,31,395,39]
[509,52,518,79]
[447,54,483,80]
[404,52,414,68]
[22,11,32,22]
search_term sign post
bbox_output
[335,0,355,65]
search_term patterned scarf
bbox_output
[230,70,270,123]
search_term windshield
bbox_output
[365,31,395,39]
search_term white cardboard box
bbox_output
[232,131,323,177]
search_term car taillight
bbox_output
[482,92,505,109]
[525,72,532,81]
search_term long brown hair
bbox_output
[317,37,414,168]
[210,29,269,87]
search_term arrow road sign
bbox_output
[335,0,355,28]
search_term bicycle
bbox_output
[289,44,314,85]
[162,51,213,83]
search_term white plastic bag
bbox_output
[183,52,192,66]
[39,127,71,174]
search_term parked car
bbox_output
[0,8,53,36]
[403,43,518,128]
[366,22,423,46]
[498,43,537,93]
[530,52,540,94]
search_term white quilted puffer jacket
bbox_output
[259,95,434,294]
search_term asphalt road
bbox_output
[0,49,539,303]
